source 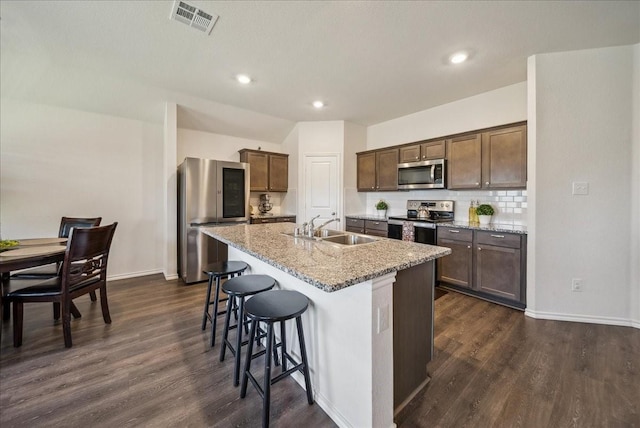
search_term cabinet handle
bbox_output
[478,247,482,251]
[485,181,490,185]
[449,230,460,233]
[490,234,505,238]
[371,186,375,189]
[467,245,471,249]
[475,182,479,186]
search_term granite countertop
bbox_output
[203,223,451,293]
[250,213,296,219]
[345,214,389,221]
[437,221,527,234]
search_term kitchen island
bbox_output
[203,223,450,428]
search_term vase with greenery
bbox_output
[375,200,388,218]
[476,204,495,225]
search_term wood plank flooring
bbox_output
[1,275,638,427]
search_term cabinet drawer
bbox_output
[365,229,388,238]
[251,218,276,224]
[438,227,473,242]
[345,217,365,228]
[365,220,387,232]
[276,216,296,223]
[476,231,522,249]
[346,226,365,234]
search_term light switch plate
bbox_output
[572,182,589,196]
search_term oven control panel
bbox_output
[407,200,454,213]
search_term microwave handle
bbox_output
[430,165,435,183]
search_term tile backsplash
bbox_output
[365,189,527,226]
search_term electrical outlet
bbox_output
[571,278,583,292]
[572,182,589,196]
[377,304,389,333]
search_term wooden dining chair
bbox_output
[4,222,118,348]
[11,216,102,279]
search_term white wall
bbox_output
[527,44,637,326]
[281,124,300,216]
[0,100,164,279]
[367,82,527,149]
[364,83,528,223]
[344,122,368,216]
[632,44,640,327]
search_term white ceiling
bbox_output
[1,1,638,143]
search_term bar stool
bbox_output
[202,261,248,347]
[240,290,314,427]
[220,274,277,386]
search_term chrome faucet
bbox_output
[302,215,321,237]
[315,213,340,232]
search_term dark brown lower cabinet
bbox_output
[345,217,388,237]
[437,227,526,309]
[393,261,434,413]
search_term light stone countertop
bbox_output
[437,221,528,234]
[250,213,296,219]
[344,214,389,221]
[202,223,451,293]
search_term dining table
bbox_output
[1,238,69,340]
[0,238,67,277]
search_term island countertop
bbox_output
[202,223,451,292]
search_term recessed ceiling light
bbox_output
[236,74,252,84]
[450,52,468,64]
[312,100,324,109]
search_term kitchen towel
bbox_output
[402,221,415,241]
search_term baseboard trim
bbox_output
[107,269,163,282]
[525,309,639,329]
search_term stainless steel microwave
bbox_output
[397,159,446,190]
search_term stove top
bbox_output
[388,216,453,223]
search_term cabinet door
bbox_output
[243,152,269,191]
[269,154,289,191]
[357,153,376,191]
[437,237,473,288]
[447,134,482,189]
[475,243,521,301]
[482,125,527,189]
[376,148,399,191]
[421,140,446,160]
[399,145,421,163]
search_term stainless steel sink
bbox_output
[320,234,379,246]
[313,229,344,238]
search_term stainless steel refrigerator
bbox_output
[178,157,250,283]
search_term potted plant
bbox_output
[375,200,388,218]
[475,204,495,226]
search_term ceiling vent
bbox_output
[170,1,219,35]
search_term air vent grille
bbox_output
[170,1,218,35]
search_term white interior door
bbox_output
[304,155,340,229]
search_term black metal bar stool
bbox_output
[202,261,248,347]
[220,274,277,386]
[240,290,314,428]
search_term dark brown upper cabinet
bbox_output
[239,149,289,192]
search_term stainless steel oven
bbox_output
[387,200,454,245]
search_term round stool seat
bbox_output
[203,261,248,276]
[244,290,309,322]
[222,275,276,297]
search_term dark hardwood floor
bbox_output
[1,275,638,427]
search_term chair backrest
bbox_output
[60,223,117,293]
[58,217,102,238]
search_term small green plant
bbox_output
[476,204,495,216]
[375,200,388,210]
